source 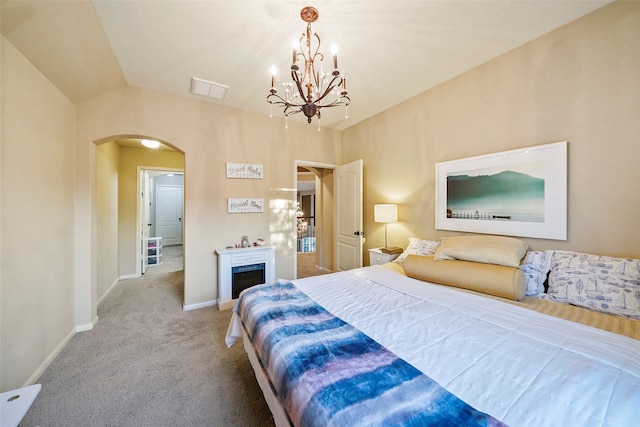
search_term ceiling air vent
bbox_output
[190,77,229,100]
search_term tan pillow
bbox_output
[433,235,528,267]
[404,255,526,300]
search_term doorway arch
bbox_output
[94,136,185,304]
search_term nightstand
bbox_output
[369,248,401,265]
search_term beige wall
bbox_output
[343,0,640,261]
[1,37,77,390]
[76,85,341,316]
[117,146,184,277]
[96,142,119,300]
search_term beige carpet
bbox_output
[297,252,332,279]
[22,270,274,426]
[144,244,183,275]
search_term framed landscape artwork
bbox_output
[435,141,567,240]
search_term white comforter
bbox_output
[286,266,640,427]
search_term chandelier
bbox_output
[267,6,350,128]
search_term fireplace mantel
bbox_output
[216,245,275,310]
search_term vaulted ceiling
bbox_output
[1,0,613,130]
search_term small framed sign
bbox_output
[226,162,263,179]
[227,198,264,214]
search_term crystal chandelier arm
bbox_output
[283,105,302,117]
[267,92,294,108]
[290,67,308,104]
[314,75,344,105]
[310,33,324,91]
[266,92,304,118]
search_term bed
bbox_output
[226,236,640,426]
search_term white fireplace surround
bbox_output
[216,245,275,310]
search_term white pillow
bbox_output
[394,238,442,265]
[547,251,640,319]
[519,250,552,296]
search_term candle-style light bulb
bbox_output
[270,65,277,89]
[292,40,298,65]
[331,44,338,70]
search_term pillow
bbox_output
[393,237,442,265]
[547,251,640,319]
[519,250,552,296]
[433,235,528,268]
[403,255,526,301]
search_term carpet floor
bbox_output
[296,252,332,279]
[144,244,183,275]
[21,271,274,426]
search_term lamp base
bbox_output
[381,246,403,254]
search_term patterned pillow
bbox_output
[547,251,640,319]
[394,238,442,265]
[519,251,552,296]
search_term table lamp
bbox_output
[374,204,402,254]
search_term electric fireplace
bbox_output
[216,245,275,310]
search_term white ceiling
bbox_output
[2,0,613,130]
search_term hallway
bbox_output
[145,244,183,275]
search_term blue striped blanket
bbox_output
[236,280,506,427]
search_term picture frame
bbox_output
[435,141,567,240]
[227,198,264,214]
[226,162,263,179]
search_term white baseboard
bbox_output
[75,316,98,333]
[119,273,138,280]
[183,299,217,311]
[218,299,236,311]
[23,327,75,387]
[98,278,120,306]
[23,315,99,387]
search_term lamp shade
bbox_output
[374,204,397,223]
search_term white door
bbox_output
[333,159,363,271]
[156,185,183,246]
[141,170,151,274]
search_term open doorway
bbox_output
[296,167,319,278]
[295,164,334,279]
[294,159,364,279]
[139,169,184,276]
[95,137,185,306]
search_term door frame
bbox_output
[294,160,336,279]
[135,166,184,277]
